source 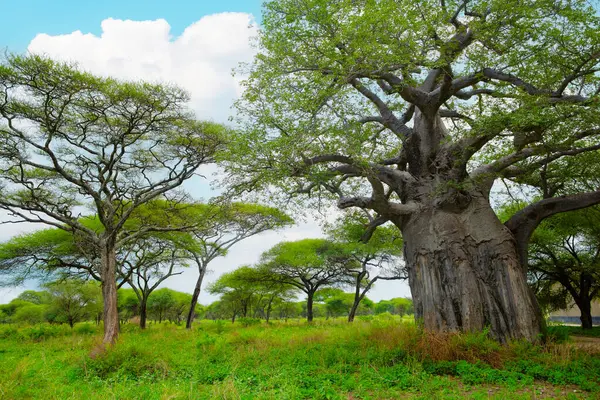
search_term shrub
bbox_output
[85,342,170,380]
[237,317,261,327]
[546,325,571,343]
[75,323,96,335]
[21,324,64,341]
[0,324,18,339]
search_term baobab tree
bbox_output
[0,55,225,344]
[224,0,600,341]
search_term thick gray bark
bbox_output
[398,193,544,343]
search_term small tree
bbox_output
[184,203,293,328]
[147,288,176,324]
[44,280,101,328]
[120,233,192,329]
[16,290,51,305]
[0,55,226,344]
[528,208,600,329]
[13,303,47,325]
[208,266,259,323]
[327,213,405,322]
[258,239,350,322]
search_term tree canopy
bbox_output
[0,55,227,343]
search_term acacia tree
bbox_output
[184,203,293,329]
[120,233,191,329]
[0,208,195,329]
[528,208,600,329]
[224,0,600,341]
[208,266,259,322]
[44,280,101,328]
[0,56,225,344]
[326,213,405,322]
[258,239,350,322]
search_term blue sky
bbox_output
[1,0,263,52]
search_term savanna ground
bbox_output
[1,316,599,400]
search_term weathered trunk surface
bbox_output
[139,297,148,329]
[185,267,206,329]
[100,244,120,344]
[306,291,314,322]
[399,193,544,343]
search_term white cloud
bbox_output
[27,13,258,122]
[0,14,411,304]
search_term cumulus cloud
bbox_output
[27,13,258,122]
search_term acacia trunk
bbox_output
[579,275,594,329]
[306,292,314,322]
[186,267,206,329]
[399,194,544,343]
[349,283,363,323]
[139,297,148,329]
[100,244,120,344]
[580,301,593,330]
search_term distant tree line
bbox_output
[0,279,412,326]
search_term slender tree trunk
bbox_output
[306,291,314,322]
[266,298,273,323]
[100,243,120,344]
[348,274,365,323]
[398,194,544,343]
[139,297,148,329]
[186,266,206,329]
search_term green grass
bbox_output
[0,317,598,399]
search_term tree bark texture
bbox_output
[186,267,206,329]
[306,291,314,322]
[139,297,148,330]
[399,194,544,343]
[348,276,364,323]
[101,244,120,344]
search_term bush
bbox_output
[75,323,97,335]
[21,324,65,341]
[0,324,18,339]
[13,304,47,325]
[237,317,261,327]
[85,342,170,380]
[546,325,571,343]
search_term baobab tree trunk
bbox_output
[306,291,315,322]
[399,194,544,343]
[100,244,120,344]
[186,267,206,329]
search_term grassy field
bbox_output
[0,316,599,399]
